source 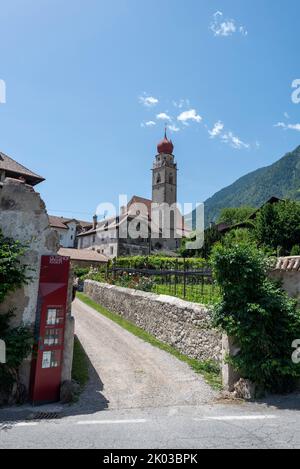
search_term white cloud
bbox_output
[275,122,300,132]
[210,11,247,37]
[222,132,250,150]
[239,26,248,37]
[177,109,202,124]
[213,20,236,37]
[172,99,190,109]
[209,121,224,138]
[156,112,172,121]
[141,120,157,128]
[139,95,159,107]
[168,124,180,133]
[289,123,300,130]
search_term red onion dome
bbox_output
[157,130,174,154]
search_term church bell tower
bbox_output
[151,129,178,250]
[152,129,177,206]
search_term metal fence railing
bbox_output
[103,265,220,305]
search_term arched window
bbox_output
[156,173,161,184]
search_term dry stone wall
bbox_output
[84,280,222,363]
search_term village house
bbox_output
[58,247,108,269]
[49,216,92,248]
[0,151,45,186]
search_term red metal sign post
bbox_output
[30,255,70,404]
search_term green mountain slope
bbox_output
[201,145,300,225]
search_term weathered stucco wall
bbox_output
[84,280,222,363]
[270,256,300,303]
[0,179,59,323]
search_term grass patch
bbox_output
[72,335,89,389]
[77,292,222,390]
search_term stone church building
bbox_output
[77,131,188,259]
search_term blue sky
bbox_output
[0,0,300,220]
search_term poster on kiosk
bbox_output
[30,255,70,405]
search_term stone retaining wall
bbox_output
[84,280,222,363]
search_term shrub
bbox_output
[222,228,256,248]
[0,229,32,403]
[115,255,207,270]
[73,267,90,280]
[254,200,300,255]
[0,230,29,303]
[0,312,32,401]
[217,206,255,226]
[211,242,300,393]
[290,245,300,256]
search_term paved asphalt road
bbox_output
[0,298,300,449]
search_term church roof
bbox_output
[127,195,152,214]
[0,151,44,186]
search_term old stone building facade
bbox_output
[49,216,92,248]
[77,132,186,259]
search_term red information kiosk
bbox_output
[30,255,70,404]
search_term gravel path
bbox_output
[72,298,217,412]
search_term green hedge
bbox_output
[114,255,207,270]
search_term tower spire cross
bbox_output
[164,124,168,139]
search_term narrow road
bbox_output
[1,298,300,449]
[72,298,216,412]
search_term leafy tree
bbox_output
[211,242,300,393]
[291,245,300,256]
[254,200,300,255]
[178,227,222,259]
[222,228,256,248]
[0,230,29,303]
[217,206,255,226]
[0,229,32,404]
[199,226,222,259]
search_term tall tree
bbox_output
[254,200,300,254]
[217,206,255,226]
